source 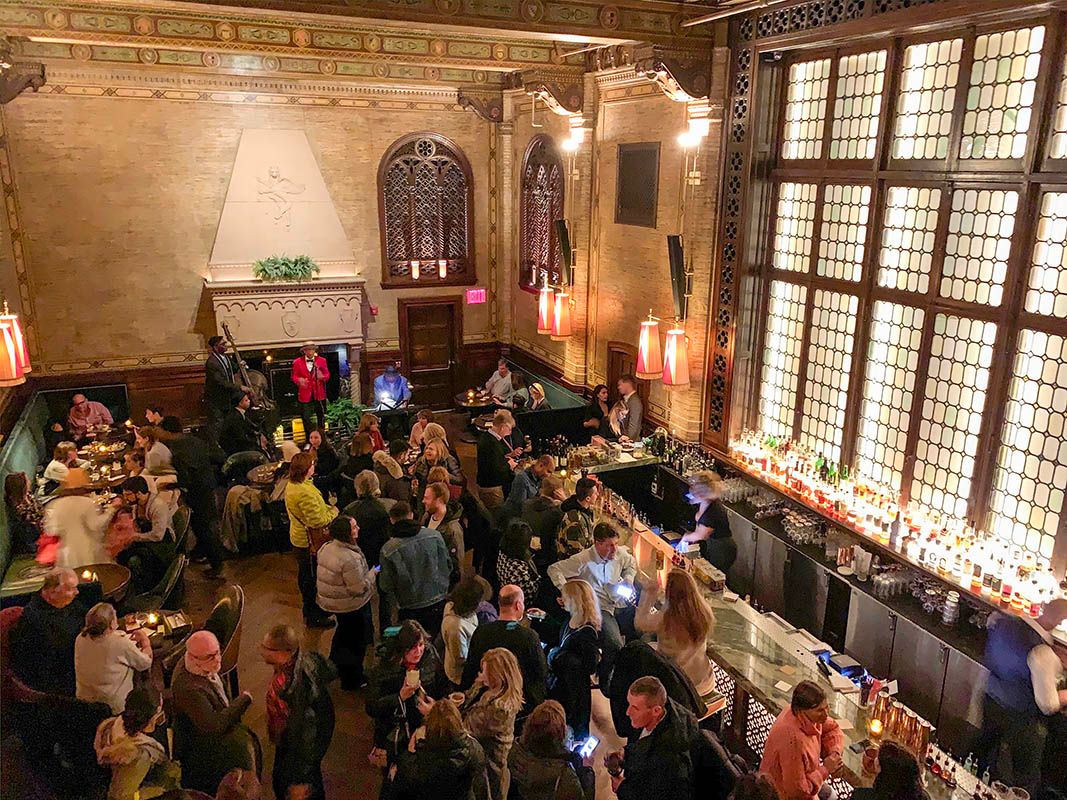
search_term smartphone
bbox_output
[577,736,600,758]
[372,565,382,573]
[614,584,635,601]
[404,669,420,688]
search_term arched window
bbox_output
[378,133,475,288]
[519,135,565,293]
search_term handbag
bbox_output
[307,525,331,556]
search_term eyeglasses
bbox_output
[190,650,221,660]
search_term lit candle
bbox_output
[147,612,158,625]
[438,259,447,279]
[124,419,133,428]
[81,569,92,580]
[868,718,883,740]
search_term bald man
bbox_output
[461,584,547,714]
[68,393,113,442]
[12,567,103,694]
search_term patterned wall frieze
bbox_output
[458,89,503,122]
[42,0,715,46]
[505,65,584,114]
[0,0,604,73]
[632,43,710,101]
[25,63,480,108]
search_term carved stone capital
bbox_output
[633,44,710,101]
[0,38,45,104]
[505,67,583,115]
[458,89,504,123]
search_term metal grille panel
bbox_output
[759,280,808,440]
[817,184,871,281]
[831,49,887,160]
[800,290,859,463]
[913,315,997,518]
[712,662,735,728]
[782,58,831,160]
[892,38,962,159]
[744,695,779,754]
[940,189,1018,306]
[961,26,1044,160]
[773,182,818,273]
[1026,192,1067,318]
[878,185,941,293]
[856,301,925,491]
[988,329,1067,560]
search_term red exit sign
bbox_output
[465,288,487,304]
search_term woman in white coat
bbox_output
[46,468,114,569]
[316,513,375,689]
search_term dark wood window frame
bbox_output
[518,134,566,294]
[726,10,1067,571]
[615,142,661,228]
[377,132,477,289]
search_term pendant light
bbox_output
[0,318,25,387]
[662,325,690,387]
[551,290,572,341]
[636,312,663,380]
[0,301,30,374]
[537,282,555,335]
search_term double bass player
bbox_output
[203,335,251,440]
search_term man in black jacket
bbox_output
[610,676,697,800]
[461,584,548,715]
[218,392,268,457]
[475,409,520,512]
[12,568,103,695]
[204,336,249,440]
[161,423,227,578]
[260,624,336,800]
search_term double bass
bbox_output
[221,322,282,437]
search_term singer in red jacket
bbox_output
[292,342,330,439]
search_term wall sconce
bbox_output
[438,259,448,279]
[410,260,421,280]
[0,319,25,387]
[0,301,30,375]
[551,289,573,340]
[662,325,690,387]
[636,312,663,380]
[537,281,555,335]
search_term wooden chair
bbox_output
[124,554,187,613]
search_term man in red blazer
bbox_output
[291,342,330,439]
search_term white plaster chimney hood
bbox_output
[203,128,365,351]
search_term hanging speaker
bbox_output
[667,234,687,320]
[555,219,573,286]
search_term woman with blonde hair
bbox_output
[547,580,600,739]
[636,568,716,693]
[408,408,436,452]
[461,647,524,800]
[414,438,464,490]
[680,470,737,572]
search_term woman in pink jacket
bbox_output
[760,680,845,800]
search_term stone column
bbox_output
[496,108,516,344]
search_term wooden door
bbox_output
[399,298,462,410]
[606,340,650,410]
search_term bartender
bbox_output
[373,364,411,410]
[679,470,737,573]
[975,598,1067,791]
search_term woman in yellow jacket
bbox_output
[285,451,338,628]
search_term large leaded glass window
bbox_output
[518,135,565,293]
[377,133,476,288]
[747,18,1067,567]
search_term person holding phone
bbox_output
[759,681,845,800]
[547,580,601,740]
[508,700,595,800]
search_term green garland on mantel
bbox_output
[252,254,320,282]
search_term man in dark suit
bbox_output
[204,336,249,439]
[617,374,644,442]
[161,422,227,578]
[218,392,268,457]
[475,409,521,513]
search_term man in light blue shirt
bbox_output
[548,521,637,685]
[373,364,411,410]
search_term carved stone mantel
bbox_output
[1,37,45,104]
[203,277,367,351]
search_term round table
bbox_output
[455,392,496,442]
[77,562,131,600]
[247,460,283,487]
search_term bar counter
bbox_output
[621,518,985,800]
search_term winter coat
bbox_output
[462,686,518,800]
[284,479,338,549]
[441,600,480,685]
[94,714,176,800]
[507,739,595,800]
[273,649,338,790]
[393,731,490,800]
[375,453,413,504]
[423,500,466,581]
[379,519,452,611]
[316,538,374,613]
[546,624,599,739]
[616,698,698,800]
[366,643,443,750]
[555,498,593,558]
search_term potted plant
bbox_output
[325,397,366,437]
[252,254,320,282]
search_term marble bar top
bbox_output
[582,454,662,475]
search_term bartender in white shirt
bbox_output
[485,359,514,405]
[548,521,637,685]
